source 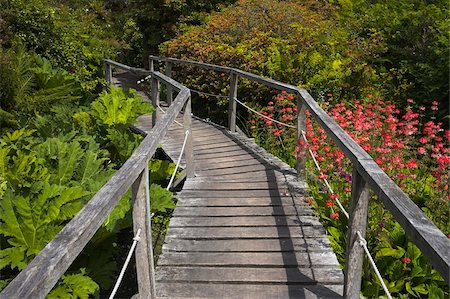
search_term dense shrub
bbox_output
[160,0,449,115]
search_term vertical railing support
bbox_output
[228,72,238,132]
[183,95,195,178]
[132,166,156,299]
[344,167,370,298]
[149,56,154,72]
[151,77,160,127]
[165,62,173,106]
[296,98,307,182]
[104,61,112,90]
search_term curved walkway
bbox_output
[114,71,344,299]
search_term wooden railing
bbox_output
[0,60,194,299]
[150,55,450,296]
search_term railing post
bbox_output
[183,94,195,178]
[296,98,306,182]
[165,62,173,106]
[151,76,160,127]
[344,167,370,298]
[149,56,154,72]
[104,61,112,90]
[228,72,238,132]
[132,166,156,299]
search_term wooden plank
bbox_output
[178,190,292,198]
[164,226,325,239]
[173,206,309,217]
[156,266,343,284]
[175,197,297,207]
[156,282,343,298]
[162,238,334,253]
[157,251,340,267]
[195,165,278,176]
[194,159,269,171]
[169,216,322,227]
[182,181,287,190]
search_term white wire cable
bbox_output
[234,98,297,129]
[157,105,183,127]
[109,229,141,299]
[357,231,393,299]
[166,130,190,190]
[300,131,350,219]
[301,130,391,298]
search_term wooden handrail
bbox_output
[0,60,193,299]
[149,56,450,291]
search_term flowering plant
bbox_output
[249,92,449,297]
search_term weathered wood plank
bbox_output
[178,190,292,199]
[164,226,325,239]
[182,181,287,190]
[156,266,344,284]
[169,216,322,227]
[156,282,343,298]
[175,197,297,207]
[158,251,340,267]
[173,205,308,216]
[195,165,279,177]
[162,238,334,253]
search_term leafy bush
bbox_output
[160,0,449,116]
[0,0,117,90]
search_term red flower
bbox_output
[406,160,417,169]
[330,193,339,200]
[330,212,339,220]
[417,147,426,154]
[419,137,427,144]
[401,257,411,264]
[325,200,334,207]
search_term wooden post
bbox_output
[165,62,173,106]
[149,56,154,72]
[183,95,195,178]
[344,167,370,298]
[151,77,160,127]
[104,61,112,90]
[296,98,306,182]
[132,166,156,299]
[228,72,238,132]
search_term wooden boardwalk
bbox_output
[114,72,344,298]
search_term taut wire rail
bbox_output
[109,229,141,299]
[149,55,449,297]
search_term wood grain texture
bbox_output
[145,104,344,297]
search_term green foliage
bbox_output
[0,184,90,270]
[0,0,117,90]
[161,0,449,116]
[150,184,176,213]
[0,47,83,130]
[149,158,177,184]
[90,86,151,127]
[47,269,99,299]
